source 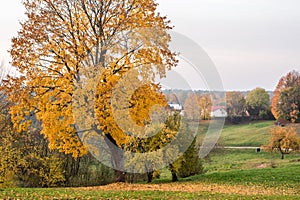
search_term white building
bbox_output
[211,106,227,118]
[168,103,183,111]
[168,103,184,116]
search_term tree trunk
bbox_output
[112,154,126,182]
[104,134,126,182]
[278,147,284,160]
[147,171,153,183]
[169,164,178,182]
[115,170,126,182]
[279,148,285,159]
[171,171,178,182]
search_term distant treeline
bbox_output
[163,88,275,124]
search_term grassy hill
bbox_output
[220,121,274,147]
[219,120,300,147]
[195,120,275,147]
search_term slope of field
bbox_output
[220,121,274,147]
[203,148,299,173]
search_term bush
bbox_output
[17,153,65,187]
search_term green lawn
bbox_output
[196,164,300,187]
[2,121,300,199]
[157,148,300,188]
[220,121,274,146]
[203,148,300,173]
[197,149,300,187]
[195,120,274,147]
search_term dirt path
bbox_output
[223,146,261,149]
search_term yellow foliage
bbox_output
[265,126,300,159]
[183,93,201,121]
[6,0,177,159]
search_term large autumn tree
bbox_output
[271,70,300,123]
[5,0,176,182]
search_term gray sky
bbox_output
[1,0,300,91]
[158,0,300,91]
[0,1,24,63]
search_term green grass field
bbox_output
[199,149,300,186]
[157,148,300,187]
[220,121,273,147]
[195,120,274,147]
[1,121,300,199]
[203,148,298,173]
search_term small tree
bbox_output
[266,127,300,159]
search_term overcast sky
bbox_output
[1,0,300,91]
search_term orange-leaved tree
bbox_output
[184,93,212,121]
[183,93,201,121]
[198,94,212,120]
[271,70,300,123]
[265,127,300,159]
[5,0,177,182]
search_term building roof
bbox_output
[211,106,226,112]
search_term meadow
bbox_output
[1,121,300,199]
[220,120,273,147]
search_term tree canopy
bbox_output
[246,87,270,120]
[271,70,300,123]
[5,0,177,182]
[183,93,201,121]
[225,91,246,117]
[265,127,300,159]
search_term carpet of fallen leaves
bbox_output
[1,182,299,199]
[78,182,300,196]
